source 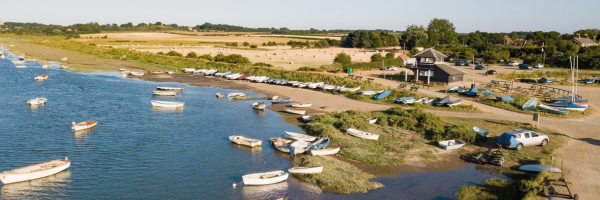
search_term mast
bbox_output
[576,56,579,100]
[570,56,574,102]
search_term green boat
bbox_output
[538,104,569,115]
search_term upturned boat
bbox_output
[0,157,71,184]
[346,128,379,140]
[151,100,184,108]
[393,96,413,103]
[274,140,310,155]
[545,102,587,112]
[519,165,561,173]
[130,72,144,76]
[72,121,97,131]
[302,115,313,121]
[438,139,466,150]
[272,99,293,104]
[374,90,391,100]
[60,65,68,69]
[309,147,341,156]
[291,103,312,108]
[242,170,289,186]
[283,131,316,142]
[366,117,378,124]
[27,97,47,105]
[229,136,262,147]
[522,98,538,110]
[538,104,569,115]
[446,99,462,106]
[287,166,323,174]
[152,91,177,96]
[436,95,450,106]
[284,109,306,115]
[252,102,266,110]
[216,93,224,98]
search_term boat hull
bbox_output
[151,100,184,108]
[242,171,289,186]
[310,147,341,156]
[538,105,569,115]
[519,165,561,173]
[1,161,70,184]
[283,131,316,142]
[288,166,323,174]
[72,121,97,131]
[152,91,176,96]
[347,128,379,140]
[229,136,262,147]
[284,109,306,115]
[438,140,466,150]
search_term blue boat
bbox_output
[581,79,595,84]
[436,95,450,106]
[539,77,553,83]
[545,102,587,111]
[309,137,330,150]
[206,70,219,76]
[480,89,495,95]
[393,96,413,102]
[467,87,478,96]
[448,86,462,93]
[374,90,391,100]
[496,95,514,102]
[550,96,588,103]
[272,99,293,104]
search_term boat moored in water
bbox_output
[72,121,97,131]
[242,170,289,186]
[0,157,71,184]
[151,100,184,108]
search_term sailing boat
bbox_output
[544,56,587,112]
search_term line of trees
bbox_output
[341,30,400,48]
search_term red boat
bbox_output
[34,75,48,81]
[236,74,251,80]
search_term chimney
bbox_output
[583,34,588,38]
[577,33,581,38]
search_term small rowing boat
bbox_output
[309,137,330,150]
[152,91,176,96]
[27,97,47,105]
[438,139,466,150]
[473,127,491,137]
[346,128,379,140]
[367,117,377,124]
[519,165,561,173]
[229,136,262,147]
[436,95,450,106]
[284,109,306,115]
[0,157,71,184]
[522,98,538,110]
[302,115,312,121]
[156,86,184,91]
[252,102,266,110]
[310,147,340,156]
[15,65,26,68]
[130,72,144,76]
[283,131,316,142]
[227,93,245,98]
[538,104,569,115]
[287,166,323,174]
[151,100,184,108]
[272,99,293,104]
[374,90,391,100]
[216,93,224,98]
[291,103,312,108]
[446,99,462,106]
[242,170,289,186]
[72,121,97,131]
[60,65,68,69]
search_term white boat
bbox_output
[321,85,336,90]
[438,139,466,150]
[216,93,224,98]
[340,86,361,92]
[473,127,491,137]
[183,68,195,73]
[302,115,313,121]
[27,97,47,105]
[60,57,68,61]
[34,75,49,81]
[333,85,345,92]
[152,91,177,96]
[298,82,310,88]
[291,103,312,108]
[151,100,184,108]
[27,59,37,62]
[367,117,377,124]
[242,170,289,186]
[284,109,306,115]
[156,86,184,91]
[446,99,462,106]
[253,102,266,110]
[307,82,324,89]
[60,65,68,69]
[346,128,379,140]
[42,65,49,68]
[119,69,127,71]
[310,147,341,156]
[229,136,262,147]
[72,121,98,131]
[15,65,26,68]
[130,72,144,76]
[274,140,310,154]
[0,157,71,184]
[166,71,174,74]
[358,89,381,95]
[228,93,245,98]
[287,166,323,174]
[11,60,24,64]
[519,165,561,173]
[283,131,316,142]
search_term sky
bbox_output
[2,0,599,33]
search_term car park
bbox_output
[497,129,549,150]
[474,65,486,70]
[485,70,497,75]
[519,64,532,70]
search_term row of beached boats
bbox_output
[394,95,462,107]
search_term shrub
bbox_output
[198,54,212,61]
[297,67,321,71]
[89,44,96,46]
[165,51,183,57]
[213,54,250,64]
[371,53,383,62]
[185,52,198,58]
[385,51,396,58]
[334,53,352,65]
[243,41,249,47]
[252,62,273,67]
[445,124,476,143]
[250,44,258,48]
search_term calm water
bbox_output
[0,53,507,199]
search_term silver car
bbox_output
[497,129,549,150]
[508,61,519,66]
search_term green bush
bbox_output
[385,51,396,58]
[198,54,212,61]
[371,53,384,62]
[334,53,352,65]
[250,44,258,48]
[252,62,273,67]
[165,51,183,57]
[185,52,198,58]
[213,54,250,64]
[297,67,321,71]
[445,124,476,143]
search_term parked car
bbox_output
[519,64,532,70]
[534,63,544,68]
[455,60,465,66]
[464,61,473,66]
[508,61,519,66]
[486,70,497,75]
[474,65,486,70]
[444,57,454,62]
[497,129,549,150]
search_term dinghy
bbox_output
[119,69,127,71]
[538,104,569,115]
[273,140,310,155]
[284,109,306,115]
[309,137,330,150]
[72,121,97,131]
[227,93,245,98]
[15,65,26,68]
[393,96,413,103]
[545,102,587,112]
[287,166,323,174]
[272,99,293,104]
[130,72,144,76]
[309,147,341,156]
[340,86,361,92]
[0,157,71,184]
[366,117,378,124]
[346,128,379,140]
[60,65,68,69]
[467,87,478,96]
[229,136,262,147]
[519,165,561,173]
[480,89,495,95]
[27,98,47,105]
[438,139,466,150]
[302,115,313,121]
[34,75,48,81]
[436,95,450,106]
[283,131,316,142]
[156,86,184,91]
[216,93,224,98]
[242,170,289,186]
[496,95,514,103]
[152,91,176,96]
[252,102,266,110]
[151,100,184,108]
[473,127,491,137]
[374,90,391,100]
[551,96,587,103]
[448,86,461,93]
[291,103,312,108]
[522,98,538,110]
[166,71,174,74]
[270,137,293,145]
[308,82,324,89]
[357,89,377,95]
[11,60,24,64]
[446,99,462,106]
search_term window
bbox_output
[422,57,434,63]
[419,71,433,76]
[524,133,531,138]
[531,132,539,137]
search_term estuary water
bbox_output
[0,53,507,199]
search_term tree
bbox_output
[250,45,257,48]
[243,41,249,47]
[371,53,383,62]
[385,52,396,58]
[410,47,420,55]
[404,25,428,50]
[334,53,352,65]
[198,54,212,61]
[508,32,519,40]
[262,42,267,46]
[427,18,457,46]
[165,51,183,57]
[185,52,198,58]
[370,32,383,48]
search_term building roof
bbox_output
[570,37,598,45]
[435,63,466,75]
[413,48,447,58]
[397,54,411,60]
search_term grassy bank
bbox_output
[292,156,384,194]
[457,171,553,200]
[497,70,600,87]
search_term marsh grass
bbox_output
[497,70,600,87]
[457,171,553,200]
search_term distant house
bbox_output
[405,48,466,86]
[511,39,544,47]
[396,54,415,66]
[569,34,599,47]
[188,27,193,31]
